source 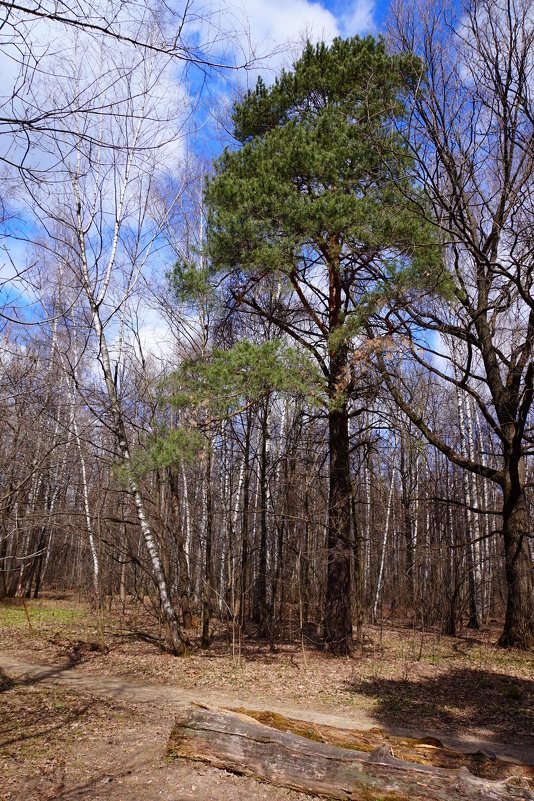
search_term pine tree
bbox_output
[206,36,441,654]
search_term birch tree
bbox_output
[22,33,192,652]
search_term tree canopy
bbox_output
[207,37,441,356]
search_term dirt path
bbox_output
[2,652,533,769]
[1,653,318,801]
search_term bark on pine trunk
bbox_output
[240,418,251,628]
[324,243,353,656]
[201,448,213,649]
[324,382,353,655]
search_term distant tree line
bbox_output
[0,0,533,653]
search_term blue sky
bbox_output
[234,0,392,50]
[0,0,395,335]
[322,0,390,29]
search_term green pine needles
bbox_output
[165,339,324,421]
[206,35,443,324]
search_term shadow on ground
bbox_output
[345,666,534,744]
[0,680,94,750]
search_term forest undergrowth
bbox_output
[1,593,534,801]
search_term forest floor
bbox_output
[0,594,533,800]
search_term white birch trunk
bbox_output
[373,466,395,622]
[365,454,372,596]
[88,292,186,652]
[181,463,192,578]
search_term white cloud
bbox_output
[226,0,375,50]
[339,0,375,36]
[185,0,376,82]
[136,314,176,364]
[237,0,339,49]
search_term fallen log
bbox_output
[231,708,534,782]
[168,705,534,801]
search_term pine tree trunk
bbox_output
[240,417,251,628]
[324,239,354,656]
[324,390,353,654]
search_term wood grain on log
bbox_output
[167,705,534,801]
[230,708,534,782]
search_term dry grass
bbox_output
[1,595,534,800]
[1,594,533,746]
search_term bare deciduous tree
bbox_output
[384,0,534,647]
